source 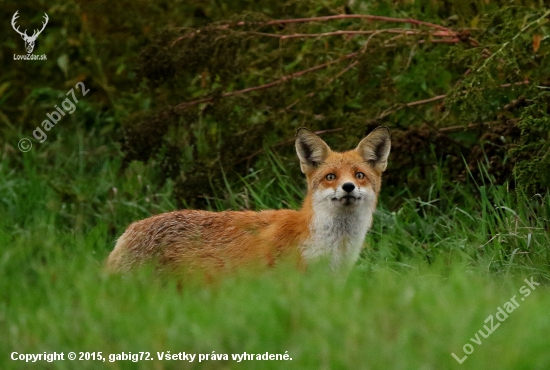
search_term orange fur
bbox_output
[106,127,391,274]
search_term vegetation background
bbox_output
[1,0,549,369]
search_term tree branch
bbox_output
[405,94,447,107]
[174,52,358,111]
[248,28,455,40]
[285,60,359,111]
[372,80,531,122]
[239,128,345,167]
[222,14,455,35]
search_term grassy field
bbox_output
[1,129,549,370]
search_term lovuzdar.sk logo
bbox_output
[12,10,48,61]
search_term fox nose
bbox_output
[342,182,355,193]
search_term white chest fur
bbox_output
[301,194,375,270]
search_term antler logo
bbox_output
[11,11,49,54]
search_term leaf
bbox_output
[470,15,480,28]
[57,54,69,78]
[115,64,126,76]
[0,82,11,99]
[532,34,542,53]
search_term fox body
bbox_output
[106,127,391,274]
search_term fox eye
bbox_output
[325,173,336,181]
[355,172,365,180]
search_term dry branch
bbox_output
[285,60,359,111]
[172,14,461,112]
[239,128,345,167]
[371,80,531,122]
[174,52,358,111]
[249,29,455,40]
[171,14,457,46]
[221,14,455,35]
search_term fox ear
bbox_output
[295,128,331,173]
[356,126,391,173]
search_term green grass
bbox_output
[2,131,550,369]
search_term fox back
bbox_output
[106,127,391,274]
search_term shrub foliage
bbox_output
[2,0,549,207]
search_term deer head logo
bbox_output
[11,11,49,54]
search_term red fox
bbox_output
[106,127,390,274]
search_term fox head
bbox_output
[295,127,391,212]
